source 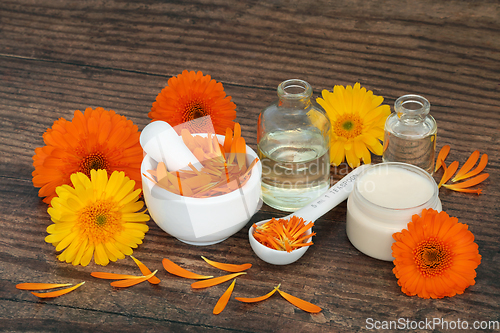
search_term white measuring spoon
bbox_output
[268,163,369,223]
[249,164,369,265]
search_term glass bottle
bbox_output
[382,94,437,174]
[257,79,331,212]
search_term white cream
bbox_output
[346,163,441,261]
[357,165,434,209]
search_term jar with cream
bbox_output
[346,162,442,261]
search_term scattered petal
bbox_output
[452,150,479,181]
[453,153,488,182]
[16,283,72,290]
[191,272,246,289]
[435,145,450,172]
[438,160,459,188]
[201,256,252,273]
[162,258,213,280]
[443,173,489,191]
[91,272,147,280]
[235,284,280,303]
[276,288,322,313]
[130,255,161,284]
[213,279,236,315]
[110,270,158,288]
[30,282,85,299]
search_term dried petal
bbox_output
[191,272,246,289]
[453,153,488,182]
[435,145,450,172]
[130,255,161,284]
[276,288,322,313]
[235,284,280,303]
[201,256,252,273]
[213,279,236,315]
[452,150,479,181]
[162,258,213,280]
[30,282,85,299]
[110,270,158,288]
[438,160,459,188]
[16,283,72,290]
[91,272,147,280]
[443,173,489,190]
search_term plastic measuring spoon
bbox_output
[249,164,369,265]
[267,164,369,224]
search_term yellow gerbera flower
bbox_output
[317,83,390,168]
[45,169,150,266]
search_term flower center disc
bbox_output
[183,99,210,121]
[334,113,363,139]
[78,200,122,243]
[413,237,453,277]
[79,152,109,177]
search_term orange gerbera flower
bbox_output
[392,209,481,299]
[149,70,236,135]
[32,107,143,204]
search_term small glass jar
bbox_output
[382,95,437,174]
[257,79,330,212]
[346,162,442,261]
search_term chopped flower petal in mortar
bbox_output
[144,123,258,198]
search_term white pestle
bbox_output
[140,121,202,171]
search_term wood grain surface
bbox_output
[0,1,499,332]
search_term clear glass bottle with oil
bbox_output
[257,79,331,212]
[382,94,437,174]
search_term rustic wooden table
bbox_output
[1,1,499,332]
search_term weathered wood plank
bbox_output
[0,0,499,332]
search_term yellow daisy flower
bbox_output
[45,169,150,266]
[317,83,391,168]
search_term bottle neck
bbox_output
[395,94,430,125]
[277,79,313,109]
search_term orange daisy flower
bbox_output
[32,107,143,204]
[392,208,481,299]
[149,70,236,135]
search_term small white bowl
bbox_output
[248,220,312,265]
[141,134,262,246]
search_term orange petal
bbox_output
[213,279,236,315]
[443,188,482,195]
[435,145,450,172]
[276,288,322,313]
[438,160,459,188]
[31,282,85,298]
[224,128,233,154]
[453,153,488,182]
[110,270,158,288]
[16,283,72,290]
[130,255,161,284]
[201,256,252,273]
[452,150,479,182]
[91,272,147,280]
[157,162,168,181]
[443,173,489,190]
[191,272,246,289]
[235,285,279,303]
[162,258,213,280]
[235,137,247,170]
